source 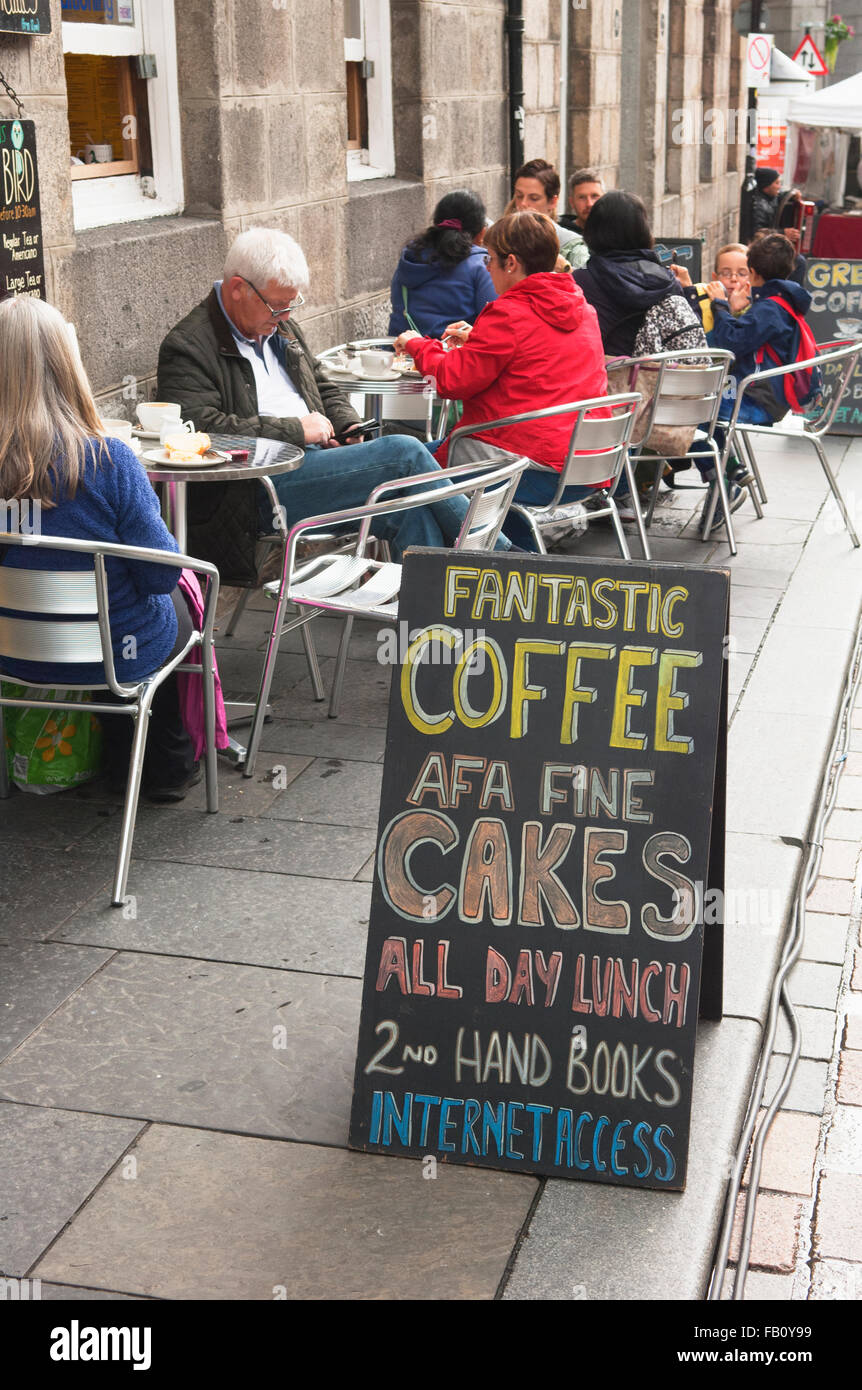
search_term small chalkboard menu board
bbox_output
[349,551,729,1191]
[804,259,862,435]
[0,120,45,301]
[0,1,51,34]
[654,238,703,282]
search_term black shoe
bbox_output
[725,457,754,488]
[144,764,202,803]
[699,483,744,536]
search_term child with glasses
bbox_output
[671,244,750,332]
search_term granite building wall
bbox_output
[570,0,744,261]
[0,0,745,410]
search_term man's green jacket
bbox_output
[156,289,360,446]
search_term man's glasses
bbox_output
[240,276,305,319]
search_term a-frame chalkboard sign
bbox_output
[349,551,729,1191]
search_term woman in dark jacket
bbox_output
[388,190,496,339]
[573,191,706,356]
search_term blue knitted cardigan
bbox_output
[1,437,180,686]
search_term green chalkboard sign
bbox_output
[804,259,862,435]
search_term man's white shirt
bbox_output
[215,280,309,420]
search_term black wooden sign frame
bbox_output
[0,2,51,35]
[0,120,45,301]
[349,551,729,1191]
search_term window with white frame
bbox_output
[62,0,183,230]
[343,0,394,181]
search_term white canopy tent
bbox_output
[788,71,862,130]
[786,73,862,205]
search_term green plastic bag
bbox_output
[1,683,102,794]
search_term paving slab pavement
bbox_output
[1,426,861,1300]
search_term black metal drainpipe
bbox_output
[506,0,525,187]
[739,0,763,240]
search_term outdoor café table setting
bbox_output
[317,336,442,439]
[134,408,304,552]
[132,404,305,763]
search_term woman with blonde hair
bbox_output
[0,294,199,799]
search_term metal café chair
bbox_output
[707,340,862,547]
[448,394,646,559]
[0,534,220,906]
[605,349,739,552]
[240,455,529,774]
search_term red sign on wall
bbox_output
[757,120,787,177]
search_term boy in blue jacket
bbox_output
[700,233,812,531]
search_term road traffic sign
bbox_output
[791,34,828,76]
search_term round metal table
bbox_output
[141,432,305,551]
[317,339,441,439]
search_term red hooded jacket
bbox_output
[407,272,608,469]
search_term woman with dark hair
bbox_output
[573,191,706,356]
[392,210,609,545]
[388,189,496,338]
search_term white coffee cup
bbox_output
[77,143,113,164]
[159,418,194,445]
[360,349,390,376]
[137,401,183,433]
[99,418,134,444]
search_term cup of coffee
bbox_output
[360,350,390,376]
[137,401,183,433]
[99,418,134,445]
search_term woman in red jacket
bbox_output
[393,210,610,543]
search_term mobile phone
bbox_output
[226,448,249,460]
[336,418,379,442]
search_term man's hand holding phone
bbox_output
[334,418,379,446]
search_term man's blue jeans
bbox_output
[259,434,478,560]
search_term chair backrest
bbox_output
[445,393,642,505]
[610,350,733,441]
[0,532,216,693]
[733,340,862,438]
[0,563,104,667]
[801,341,862,436]
[454,457,529,550]
[557,395,642,490]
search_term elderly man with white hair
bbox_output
[157,227,470,556]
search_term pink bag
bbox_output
[176,569,230,760]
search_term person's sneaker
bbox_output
[144,763,202,804]
[614,497,642,523]
[699,483,744,536]
[725,456,754,488]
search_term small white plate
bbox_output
[142,447,229,468]
[133,427,164,441]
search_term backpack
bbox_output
[754,295,822,414]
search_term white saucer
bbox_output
[133,427,164,441]
[326,364,400,382]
